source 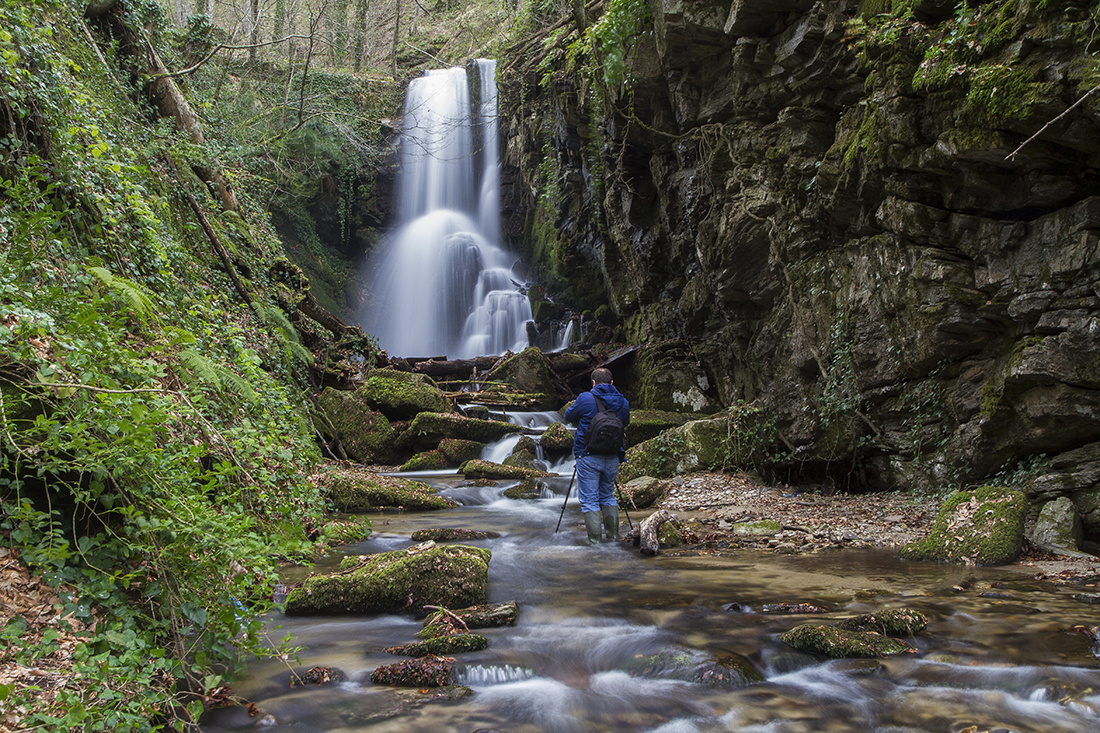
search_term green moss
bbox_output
[539,422,574,452]
[900,485,1028,565]
[358,369,451,419]
[410,528,500,542]
[418,600,519,639]
[459,459,552,480]
[321,519,371,546]
[396,412,523,450]
[385,633,490,657]
[399,450,449,472]
[317,387,396,463]
[314,464,457,511]
[836,609,929,636]
[732,519,782,535]
[438,438,484,464]
[503,478,544,499]
[781,624,916,658]
[285,544,491,615]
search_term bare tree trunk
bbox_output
[274,0,286,45]
[334,0,351,67]
[249,0,261,64]
[391,0,400,77]
[636,510,675,556]
[352,0,369,72]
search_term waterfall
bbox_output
[361,60,533,359]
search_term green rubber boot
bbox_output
[601,505,620,542]
[582,511,603,545]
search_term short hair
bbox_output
[591,368,613,384]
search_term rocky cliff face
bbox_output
[501,0,1100,507]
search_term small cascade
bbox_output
[361,59,533,358]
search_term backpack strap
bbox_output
[594,396,607,413]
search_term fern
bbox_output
[87,266,155,323]
[177,348,259,401]
[252,301,313,365]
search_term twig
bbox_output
[423,605,470,633]
[402,40,456,68]
[153,34,317,78]
[1006,81,1100,160]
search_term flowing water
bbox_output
[202,411,1100,733]
[360,60,533,359]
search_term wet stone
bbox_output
[289,666,347,686]
[371,656,455,687]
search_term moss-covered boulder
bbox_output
[503,435,539,469]
[410,528,501,542]
[482,347,558,409]
[399,450,448,472]
[1031,496,1086,557]
[539,422,574,453]
[658,521,683,548]
[370,657,454,687]
[313,464,456,511]
[618,476,667,509]
[835,609,929,636]
[503,478,544,499]
[438,438,484,465]
[900,486,1028,565]
[317,387,397,464]
[780,624,917,658]
[625,410,695,445]
[459,459,552,480]
[733,519,782,536]
[320,519,371,547]
[290,666,347,686]
[284,544,491,615]
[396,412,523,450]
[358,369,451,419]
[385,633,489,657]
[419,600,519,639]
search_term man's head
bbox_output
[591,368,613,385]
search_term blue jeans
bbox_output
[576,454,620,513]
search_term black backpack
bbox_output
[586,396,625,455]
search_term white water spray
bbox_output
[361,60,533,358]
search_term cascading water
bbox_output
[361,60,533,359]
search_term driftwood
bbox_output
[635,509,676,557]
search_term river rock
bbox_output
[900,486,1028,565]
[781,624,917,658]
[357,369,451,419]
[284,544,490,615]
[1031,496,1087,557]
[384,633,489,657]
[317,387,397,463]
[399,449,448,471]
[315,464,456,511]
[624,342,716,413]
[539,422,574,452]
[320,519,370,547]
[502,478,543,499]
[622,647,764,687]
[618,476,667,508]
[459,458,552,480]
[482,347,558,409]
[410,528,501,542]
[419,600,520,638]
[396,412,523,450]
[290,666,347,686]
[503,435,539,469]
[835,609,929,636]
[370,657,454,687]
[438,438,485,464]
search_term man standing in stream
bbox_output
[565,367,631,545]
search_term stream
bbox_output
[202,412,1100,733]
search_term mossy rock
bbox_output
[370,656,454,687]
[396,412,523,450]
[285,544,491,615]
[780,624,917,658]
[385,633,489,657]
[317,387,397,464]
[458,459,552,480]
[321,519,371,547]
[539,422,574,453]
[732,519,782,536]
[618,413,756,482]
[410,528,501,542]
[290,666,347,686]
[503,437,539,469]
[618,476,666,509]
[314,464,456,512]
[357,369,451,419]
[899,486,1028,565]
[503,478,543,499]
[399,450,448,472]
[483,347,558,409]
[625,410,695,445]
[438,438,484,464]
[419,600,519,639]
[835,609,929,636]
[658,521,683,548]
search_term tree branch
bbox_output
[154,34,318,79]
[1006,81,1100,161]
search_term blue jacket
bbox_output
[565,383,630,459]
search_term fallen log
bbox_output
[636,509,676,557]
